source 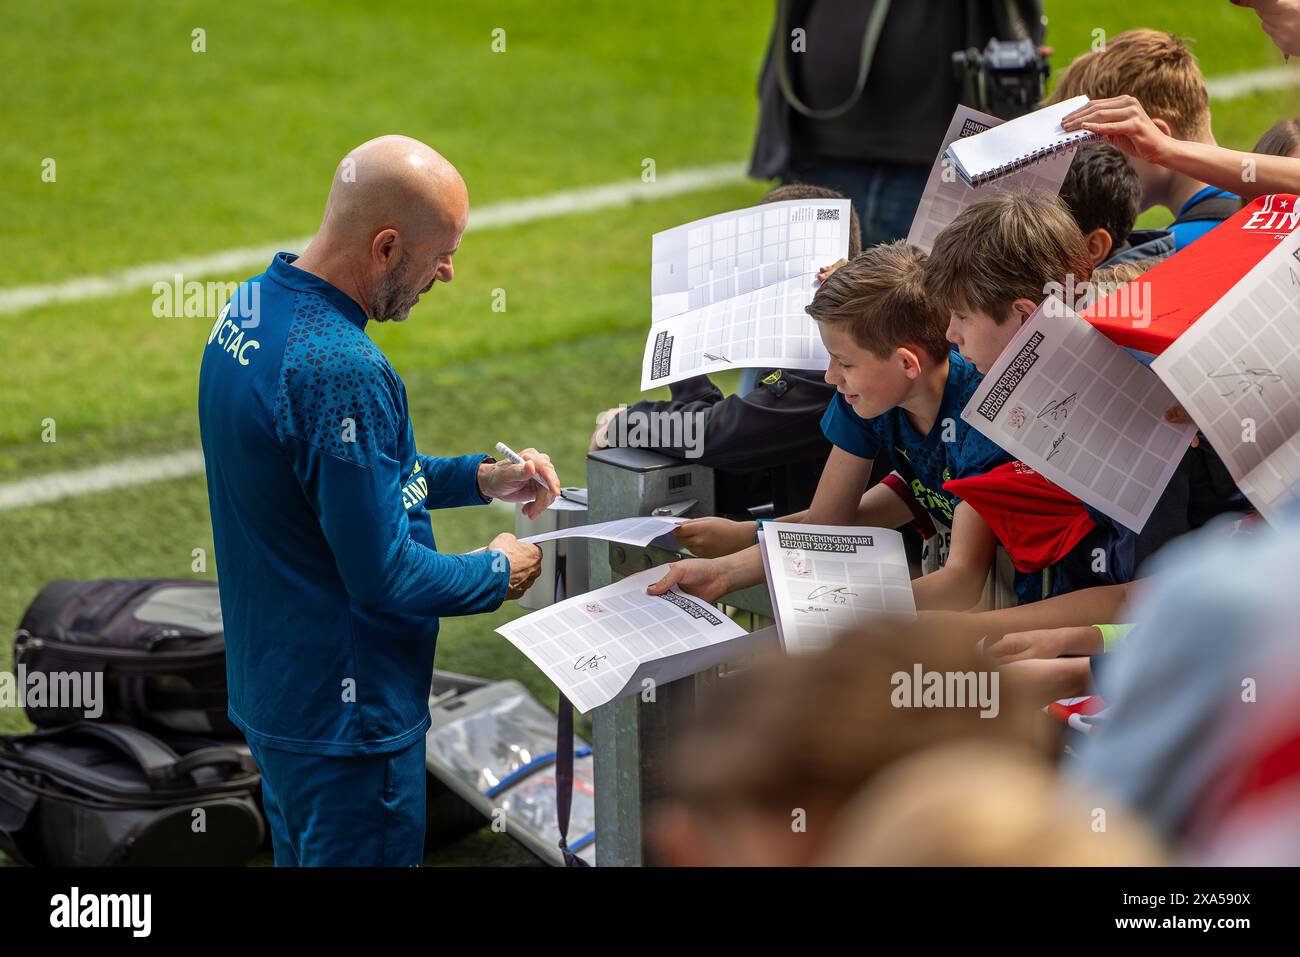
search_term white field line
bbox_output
[2,61,1296,509]
[0,162,746,316]
[1205,63,1300,100]
[0,164,745,509]
[0,450,206,511]
[3,65,1293,318]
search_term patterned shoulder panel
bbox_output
[274,292,401,464]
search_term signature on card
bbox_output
[1208,362,1282,398]
[806,585,856,605]
[573,653,607,672]
[1037,392,1078,426]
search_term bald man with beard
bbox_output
[198,135,555,866]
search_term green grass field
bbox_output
[0,0,1295,865]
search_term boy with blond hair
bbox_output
[1050,28,1241,249]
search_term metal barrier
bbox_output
[583,447,771,867]
[514,448,1014,865]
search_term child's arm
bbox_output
[674,475,914,557]
[671,517,764,558]
[919,581,1137,645]
[1062,95,1300,200]
[1148,140,1300,202]
[983,625,1106,663]
[805,447,877,524]
[909,502,998,611]
[778,481,916,527]
[652,447,874,598]
[852,481,917,528]
[1001,657,1094,704]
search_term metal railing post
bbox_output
[587,448,714,866]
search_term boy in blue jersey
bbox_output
[198,135,558,866]
[646,241,1014,612]
[924,189,1241,604]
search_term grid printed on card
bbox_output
[1154,236,1300,520]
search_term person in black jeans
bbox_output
[749,0,1045,246]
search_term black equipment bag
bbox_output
[13,578,236,736]
[0,722,264,866]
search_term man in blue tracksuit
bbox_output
[198,136,557,865]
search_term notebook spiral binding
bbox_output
[969,130,1098,187]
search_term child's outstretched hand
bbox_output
[1061,95,1175,165]
[645,558,732,605]
[672,516,758,558]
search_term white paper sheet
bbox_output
[960,298,1196,532]
[759,523,915,656]
[496,568,771,713]
[651,198,851,321]
[641,272,831,389]
[548,489,588,511]
[642,198,850,389]
[1152,229,1300,522]
[519,515,687,548]
[945,95,1093,188]
[908,104,1077,254]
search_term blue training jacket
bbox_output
[197,252,508,756]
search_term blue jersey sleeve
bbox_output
[276,355,507,618]
[285,438,507,617]
[416,452,493,509]
[819,392,881,461]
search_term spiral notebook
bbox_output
[944,95,1096,188]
